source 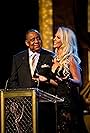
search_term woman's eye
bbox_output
[57,36,61,39]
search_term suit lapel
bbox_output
[21,50,32,79]
[35,49,46,75]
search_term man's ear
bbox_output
[25,41,29,47]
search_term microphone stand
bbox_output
[4,63,23,91]
[4,78,9,90]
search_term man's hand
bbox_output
[32,74,48,82]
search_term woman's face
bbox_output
[53,30,63,49]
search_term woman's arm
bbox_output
[69,56,82,86]
[33,74,58,87]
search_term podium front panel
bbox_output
[0,89,37,133]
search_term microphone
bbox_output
[5,63,23,90]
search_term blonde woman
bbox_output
[52,27,81,85]
[51,27,88,133]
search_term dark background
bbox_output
[0,0,39,88]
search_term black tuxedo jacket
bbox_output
[8,48,54,92]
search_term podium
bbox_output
[0,89,37,133]
[0,88,64,133]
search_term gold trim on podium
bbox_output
[0,89,37,133]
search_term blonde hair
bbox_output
[55,27,81,78]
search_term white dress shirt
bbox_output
[28,48,40,77]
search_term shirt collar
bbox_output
[28,48,40,57]
[28,48,34,57]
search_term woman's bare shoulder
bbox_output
[68,55,78,67]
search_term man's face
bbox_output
[25,31,42,52]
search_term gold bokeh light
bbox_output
[39,0,53,50]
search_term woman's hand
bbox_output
[50,79,58,87]
[38,75,48,82]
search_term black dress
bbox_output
[52,69,88,133]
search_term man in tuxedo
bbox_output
[8,29,54,91]
[8,29,56,133]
